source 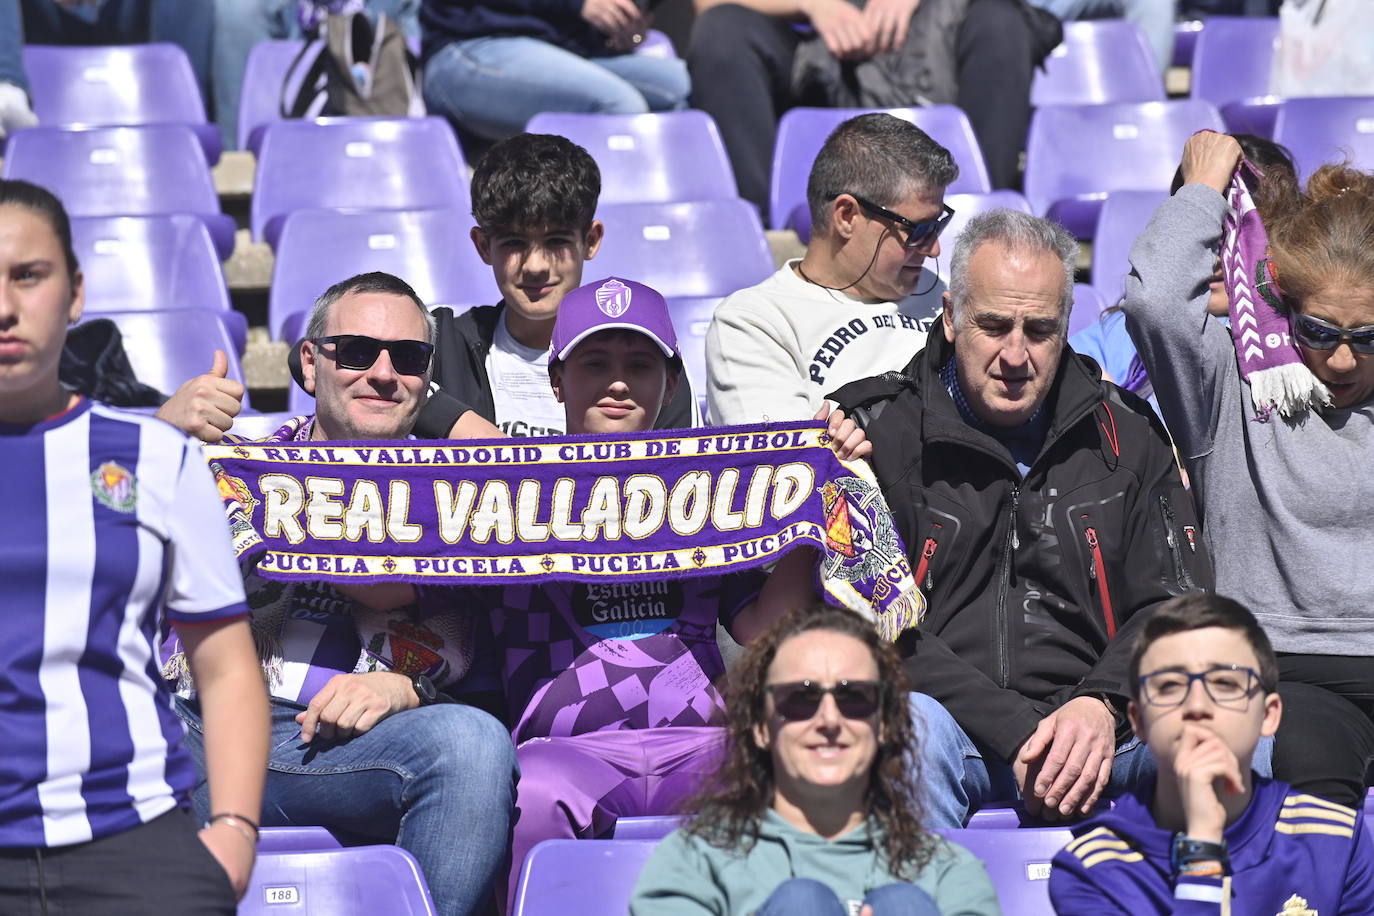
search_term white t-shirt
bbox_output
[485,313,566,438]
[705,260,945,425]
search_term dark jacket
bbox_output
[415,303,698,439]
[829,325,1212,763]
[420,0,610,64]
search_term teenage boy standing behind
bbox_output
[1050,593,1374,915]
[413,133,699,439]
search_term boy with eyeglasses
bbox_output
[1049,593,1374,915]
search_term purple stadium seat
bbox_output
[1272,96,1374,183]
[939,826,1073,914]
[513,839,659,916]
[20,44,221,163]
[1024,100,1225,239]
[251,117,469,246]
[268,207,497,339]
[933,190,1035,279]
[82,309,244,397]
[1189,17,1281,139]
[770,105,992,232]
[1070,284,1107,338]
[1032,21,1164,107]
[592,200,774,299]
[256,827,344,853]
[237,40,304,154]
[666,296,719,418]
[229,411,300,440]
[1172,19,1203,69]
[611,816,682,839]
[1,125,236,257]
[526,111,737,204]
[239,845,436,915]
[965,806,1025,829]
[72,215,231,313]
[635,29,677,59]
[1090,189,1168,304]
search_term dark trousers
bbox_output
[1271,653,1374,809]
[0,808,235,916]
[687,0,1034,215]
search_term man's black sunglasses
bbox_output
[765,680,884,721]
[311,335,434,375]
[850,194,956,250]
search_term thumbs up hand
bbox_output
[155,349,247,443]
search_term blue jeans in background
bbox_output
[421,35,690,140]
[758,878,942,916]
[175,694,517,916]
[212,0,419,148]
[1028,0,1176,74]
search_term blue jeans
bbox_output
[910,693,1277,827]
[421,36,690,140]
[212,0,419,148]
[1027,0,1177,74]
[175,695,517,916]
[758,878,941,916]
[13,0,214,98]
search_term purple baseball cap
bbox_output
[550,277,680,362]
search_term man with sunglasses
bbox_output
[1050,593,1374,915]
[829,209,1213,830]
[707,113,958,426]
[169,273,519,916]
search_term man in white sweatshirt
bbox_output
[706,113,957,426]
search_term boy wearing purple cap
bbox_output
[466,276,867,910]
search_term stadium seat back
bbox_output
[611,815,683,840]
[526,110,737,205]
[72,215,230,316]
[251,117,469,245]
[256,826,345,853]
[512,839,659,916]
[934,190,1034,282]
[1024,100,1224,238]
[666,296,720,419]
[268,207,496,338]
[1032,21,1164,107]
[1,125,234,253]
[1090,190,1168,305]
[769,105,993,232]
[239,845,436,915]
[592,200,774,299]
[1272,96,1374,183]
[81,308,244,397]
[238,39,305,153]
[940,826,1073,915]
[1069,284,1107,338]
[21,44,220,162]
[1189,17,1279,108]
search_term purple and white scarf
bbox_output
[202,421,926,643]
[1222,160,1329,420]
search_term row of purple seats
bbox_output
[512,830,1072,916]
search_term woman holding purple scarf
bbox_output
[1121,130,1374,811]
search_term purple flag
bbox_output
[204,421,925,642]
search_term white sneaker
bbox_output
[0,82,38,140]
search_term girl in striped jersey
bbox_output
[0,179,269,913]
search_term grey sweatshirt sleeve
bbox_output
[1120,184,1240,461]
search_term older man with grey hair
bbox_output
[706,112,958,425]
[830,209,1215,829]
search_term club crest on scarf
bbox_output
[594,279,633,318]
[91,461,136,513]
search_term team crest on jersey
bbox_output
[91,461,137,513]
[595,279,632,318]
[819,477,900,583]
[1276,894,1317,916]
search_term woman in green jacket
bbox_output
[630,606,1001,915]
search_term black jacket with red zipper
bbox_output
[828,324,1213,764]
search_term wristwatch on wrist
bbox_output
[412,673,438,706]
[1170,834,1230,875]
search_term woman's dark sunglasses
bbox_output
[765,680,884,721]
[311,335,434,375]
[849,194,956,251]
[1292,313,1374,356]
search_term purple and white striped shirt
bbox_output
[0,400,247,848]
